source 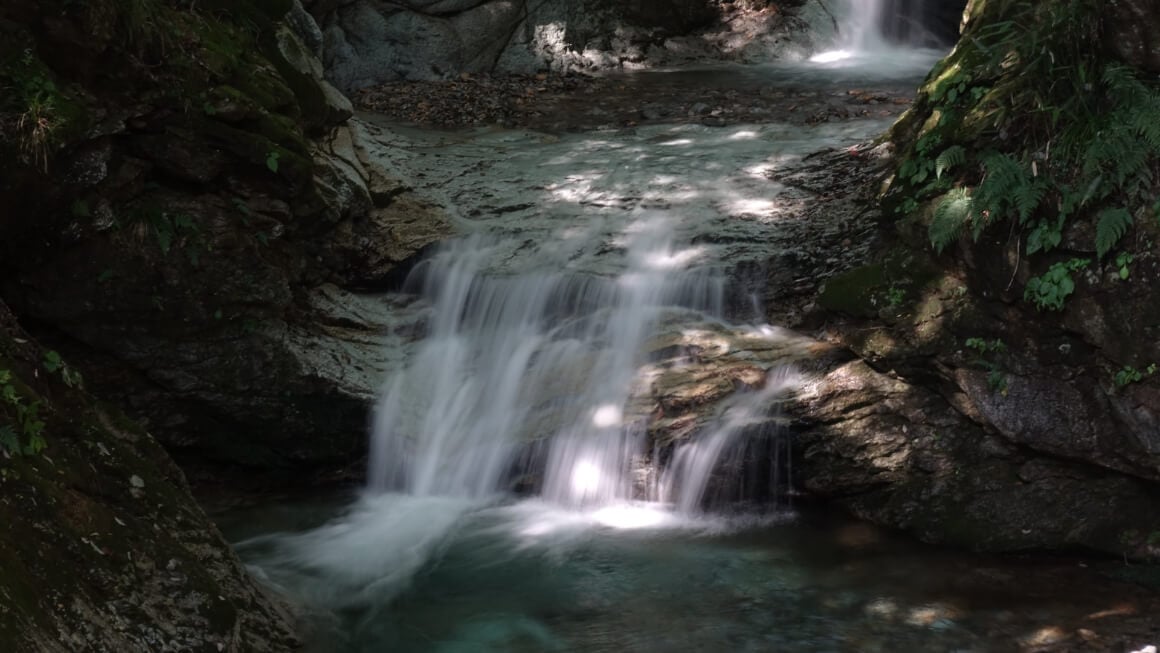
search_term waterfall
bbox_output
[661,367,799,513]
[808,0,956,70]
[366,215,767,510]
[842,0,889,51]
[837,0,954,51]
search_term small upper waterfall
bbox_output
[808,0,958,73]
[837,0,960,51]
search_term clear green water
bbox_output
[220,495,1160,653]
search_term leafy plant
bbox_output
[1114,363,1157,388]
[884,286,905,309]
[1096,208,1133,259]
[1024,258,1089,311]
[0,369,46,457]
[966,337,1006,355]
[935,145,966,180]
[265,150,281,173]
[122,207,203,259]
[965,337,1008,395]
[1115,252,1134,280]
[43,350,83,389]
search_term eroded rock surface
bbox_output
[0,301,299,652]
[307,0,833,91]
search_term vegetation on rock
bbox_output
[886,0,1160,312]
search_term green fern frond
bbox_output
[1014,179,1047,224]
[971,152,1035,226]
[936,145,967,179]
[980,153,1025,196]
[930,188,974,252]
[1095,206,1133,258]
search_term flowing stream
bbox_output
[219,4,1157,652]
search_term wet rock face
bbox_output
[0,301,299,652]
[1104,0,1160,72]
[5,115,450,485]
[308,0,822,91]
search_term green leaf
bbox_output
[1095,207,1133,258]
[154,225,173,254]
[0,425,19,455]
[265,151,281,174]
[935,145,966,180]
[1026,221,1061,255]
[23,431,46,456]
[43,350,62,373]
[929,188,974,252]
[172,213,195,230]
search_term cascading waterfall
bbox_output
[366,213,786,510]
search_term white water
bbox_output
[809,0,947,75]
[367,219,730,505]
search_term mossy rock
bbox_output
[819,250,942,318]
[228,60,299,115]
[196,0,294,31]
[0,304,298,650]
[819,263,890,317]
[201,118,312,183]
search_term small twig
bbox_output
[1005,219,1021,292]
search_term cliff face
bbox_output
[0,0,450,486]
[0,299,299,651]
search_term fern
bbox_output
[1095,207,1133,258]
[930,188,974,252]
[972,153,1037,227]
[1013,178,1047,224]
[936,145,966,179]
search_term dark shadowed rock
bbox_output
[0,301,299,652]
